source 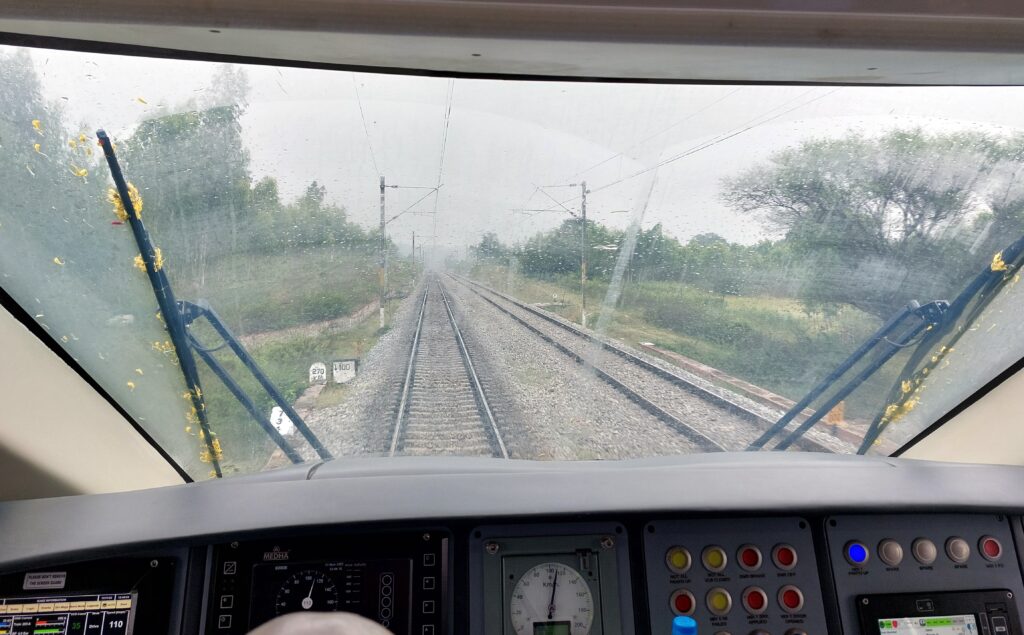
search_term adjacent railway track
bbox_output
[448,274,847,454]
[389,277,509,458]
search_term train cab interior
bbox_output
[3,1,1024,634]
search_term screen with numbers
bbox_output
[0,592,135,634]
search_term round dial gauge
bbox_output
[274,569,340,615]
[510,562,594,635]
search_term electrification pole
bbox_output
[379,175,386,329]
[412,231,416,266]
[580,180,588,329]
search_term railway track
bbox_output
[448,274,850,454]
[389,277,509,458]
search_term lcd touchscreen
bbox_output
[878,615,979,635]
[0,593,135,634]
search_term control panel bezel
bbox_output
[856,588,1021,635]
[203,528,450,634]
[0,557,179,635]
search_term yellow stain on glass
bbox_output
[107,183,143,221]
[69,164,88,178]
[991,251,1008,272]
[136,97,148,105]
[31,119,42,134]
[52,257,64,266]
[126,381,136,391]
[68,139,77,149]
[134,368,144,376]
[32,143,42,154]
[134,247,164,272]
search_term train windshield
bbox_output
[3,43,1024,479]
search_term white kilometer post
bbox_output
[509,562,594,635]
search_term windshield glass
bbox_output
[3,43,1023,479]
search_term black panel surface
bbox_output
[205,529,449,634]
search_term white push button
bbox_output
[912,538,937,565]
[878,539,904,566]
[945,537,970,563]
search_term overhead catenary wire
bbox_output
[565,86,745,182]
[432,80,455,245]
[351,74,381,178]
[538,87,840,212]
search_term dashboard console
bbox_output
[1,456,1023,634]
[205,530,449,634]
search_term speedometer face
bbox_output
[274,569,340,615]
[510,562,594,635]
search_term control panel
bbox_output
[643,517,827,635]
[205,529,449,634]
[0,557,180,635]
[469,522,635,635]
[826,514,1024,634]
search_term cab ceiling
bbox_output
[3,1,1024,84]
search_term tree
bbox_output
[721,129,1024,317]
[471,232,507,261]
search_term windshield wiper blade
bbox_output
[857,233,1024,454]
[745,300,948,452]
[748,233,1024,454]
[97,130,332,475]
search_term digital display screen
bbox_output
[878,615,979,635]
[533,622,570,635]
[0,593,135,634]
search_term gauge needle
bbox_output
[547,570,559,620]
[301,579,316,610]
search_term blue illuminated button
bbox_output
[672,616,698,635]
[845,541,870,566]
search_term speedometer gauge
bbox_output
[274,569,340,615]
[510,562,594,635]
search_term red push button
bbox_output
[772,544,798,570]
[742,587,768,614]
[980,536,1003,561]
[778,585,805,612]
[738,545,762,571]
[671,589,696,616]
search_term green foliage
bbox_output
[721,128,1024,317]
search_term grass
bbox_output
[176,247,417,475]
[469,263,897,422]
[171,246,416,334]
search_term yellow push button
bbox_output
[702,545,728,572]
[666,547,691,573]
[706,587,733,615]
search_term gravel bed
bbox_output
[442,278,702,459]
[450,275,857,454]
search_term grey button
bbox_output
[912,538,937,564]
[878,539,904,566]
[945,537,970,563]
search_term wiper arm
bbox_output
[745,300,948,452]
[748,233,1024,454]
[98,130,332,476]
[857,234,1024,454]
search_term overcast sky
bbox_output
[15,44,1024,250]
